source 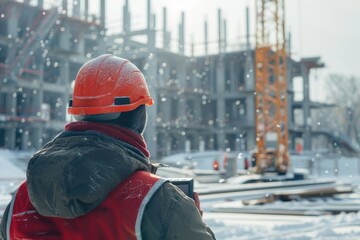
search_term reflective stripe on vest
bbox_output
[6,188,19,240]
[7,171,167,240]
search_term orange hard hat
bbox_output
[68,54,153,119]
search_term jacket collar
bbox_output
[65,121,150,158]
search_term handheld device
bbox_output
[168,178,194,200]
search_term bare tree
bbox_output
[326,74,360,146]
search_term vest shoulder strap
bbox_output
[114,171,168,240]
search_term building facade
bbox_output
[1,0,339,161]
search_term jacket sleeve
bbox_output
[0,204,10,240]
[141,182,216,240]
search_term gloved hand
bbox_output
[193,192,203,216]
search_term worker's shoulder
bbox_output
[48,130,131,152]
[33,130,130,162]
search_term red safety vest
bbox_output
[6,171,166,240]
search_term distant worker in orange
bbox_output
[1,54,216,240]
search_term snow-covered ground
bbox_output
[1,149,360,239]
[0,149,26,179]
[201,186,360,239]
[204,211,360,240]
[0,149,29,216]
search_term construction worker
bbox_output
[244,157,250,170]
[0,54,216,240]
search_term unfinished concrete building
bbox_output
[0,0,346,160]
[0,0,107,151]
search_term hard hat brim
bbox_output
[68,97,153,116]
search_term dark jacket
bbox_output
[0,122,215,240]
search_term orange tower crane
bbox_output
[254,0,289,174]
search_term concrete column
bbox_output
[152,14,156,29]
[286,36,296,151]
[230,60,236,90]
[5,92,16,115]
[246,94,255,126]
[7,5,19,37]
[177,61,187,127]
[163,7,169,50]
[160,60,170,86]
[245,7,254,91]
[5,90,16,149]
[37,0,44,8]
[246,7,251,51]
[190,37,194,57]
[5,128,16,149]
[191,133,199,151]
[76,33,85,54]
[216,60,225,93]
[223,19,227,52]
[59,22,71,51]
[301,63,311,150]
[31,67,44,149]
[59,60,69,121]
[22,89,32,117]
[247,129,256,150]
[287,66,294,126]
[4,87,16,148]
[209,60,216,93]
[123,0,130,32]
[62,0,68,14]
[98,29,107,54]
[147,0,151,29]
[100,0,105,27]
[165,133,171,156]
[287,32,292,57]
[244,68,255,151]
[178,12,185,55]
[216,58,225,150]
[21,129,30,150]
[204,19,208,55]
[148,25,156,48]
[177,60,186,89]
[218,9,222,54]
[123,0,130,46]
[29,127,42,149]
[178,133,186,153]
[84,0,89,21]
[72,0,80,17]
[193,97,202,126]
[162,94,171,123]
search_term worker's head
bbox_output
[68,54,153,134]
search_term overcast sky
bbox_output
[100,0,360,101]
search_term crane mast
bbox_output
[255,0,289,174]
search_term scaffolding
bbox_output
[255,0,289,173]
